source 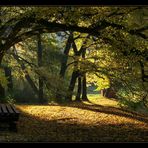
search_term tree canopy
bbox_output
[0,6,148,107]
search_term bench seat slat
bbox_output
[6,105,15,114]
[11,105,20,114]
[1,104,8,114]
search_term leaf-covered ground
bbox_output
[0,96,148,142]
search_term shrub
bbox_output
[0,94,15,104]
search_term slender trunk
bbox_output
[13,53,38,95]
[140,61,145,81]
[0,51,3,64]
[59,33,72,78]
[66,34,89,102]
[101,89,104,96]
[0,52,5,99]
[139,61,148,107]
[104,88,110,97]
[81,48,88,101]
[66,36,82,102]
[56,33,73,100]
[139,61,148,82]
[38,78,44,103]
[59,57,68,78]
[4,67,13,93]
[66,70,78,102]
[82,73,88,101]
[37,33,44,103]
[66,55,79,102]
[0,84,5,99]
[103,86,117,98]
[75,75,81,101]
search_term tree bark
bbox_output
[101,89,104,96]
[81,48,88,101]
[139,61,148,82]
[82,73,88,101]
[66,70,78,102]
[56,33,73,100]
[37,33,44,103]
[67,36,83,102]
[104,88,110,97]
[103,87,117,98]
[66,38,80,102]
[139,61,148,107]
[75,75,82,101]
[59,33,73,78]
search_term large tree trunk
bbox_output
[56,33,73,100]
[37,33,45,104]
[66,36,83,102]
[75,75,82,102]
[66,34,90,102]
[66,70,78,102]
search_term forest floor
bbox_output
[0,95,148,143]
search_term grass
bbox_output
[87,94,119,107]
[0,94,148,142]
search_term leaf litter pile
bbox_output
[0,98,148,142]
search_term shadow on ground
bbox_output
[55,101,148,124]
[0,101,148,142]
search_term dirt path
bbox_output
[0,98,148,142]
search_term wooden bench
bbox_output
[0,104,20,132]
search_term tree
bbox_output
[12,47,39,96]
[37,33,44,103]
[0,7,147,105]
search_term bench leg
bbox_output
[9,122,17,132]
